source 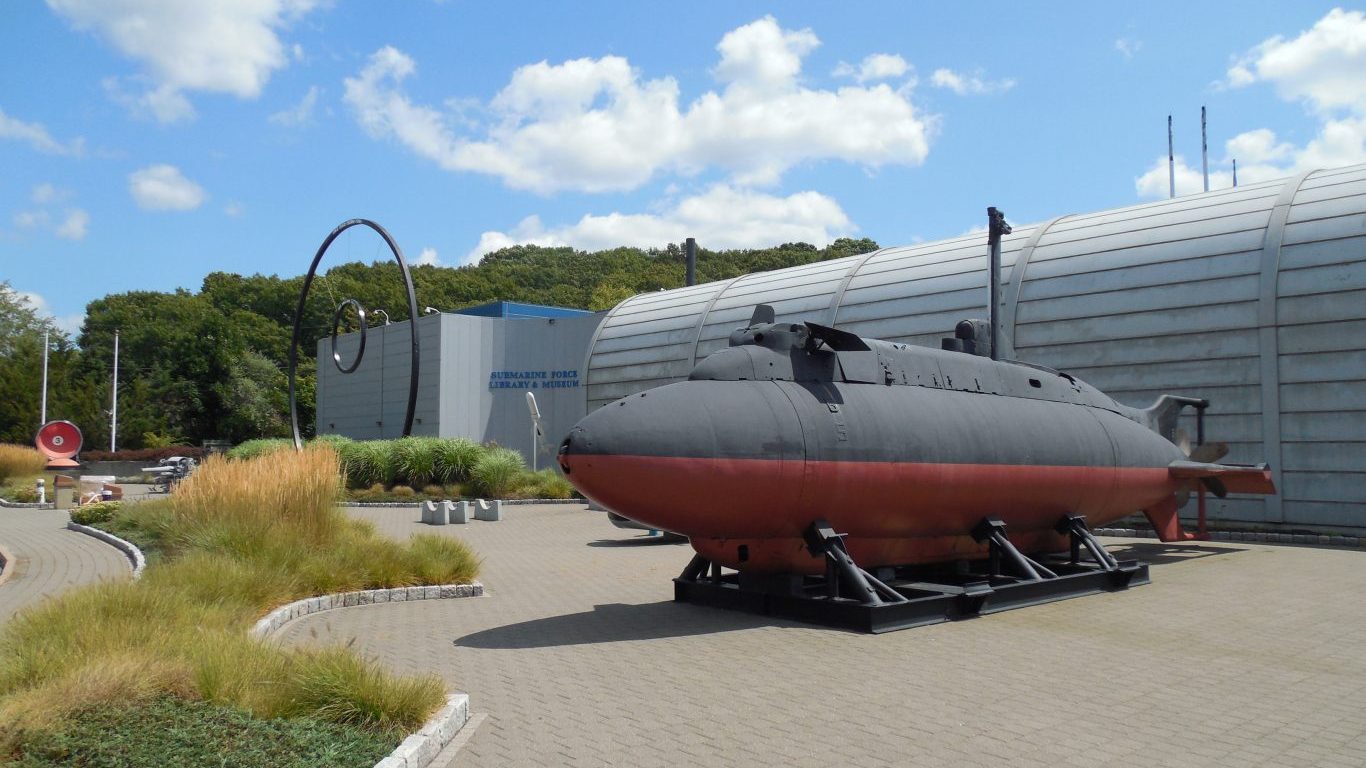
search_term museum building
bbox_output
[319,164,1366,532]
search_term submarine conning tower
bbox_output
[690,314,1130,418]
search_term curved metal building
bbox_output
[585,163,1366,531]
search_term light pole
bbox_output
[110,329,119,452]
[39,330,49,426]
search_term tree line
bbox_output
[0,237,879,449]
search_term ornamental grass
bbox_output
[0,444,479,761]
[0,445,45,485]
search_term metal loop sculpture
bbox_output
[330,299,368,374]
[288,219,421,450]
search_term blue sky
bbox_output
[3,2,1364,335]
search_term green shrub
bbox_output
[310,434,354,451]
[516,469,574,500]
[388,485,416,499]
[391,437,440,488]
[469,448,525,498]
[338,441,394,488]
[1,481,39,503]
[70,501,121,526]
[226,439,291,461]
[432,439,482,484]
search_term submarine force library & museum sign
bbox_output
[488,369,581,391]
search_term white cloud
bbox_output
[49,0,322,123]
[930,68,1016,95]
[467,185,852,263]
[1226,8,1366,114]
[55,209,89,241]
[14,211,49,229]
[1138,8,1366,198]
[128,164,207,210]
[1115,38,1143,59]
[344,17,934,194]
[416,247,440,266]
[224,201,245,217]
[0,107,84,155]
[1135,155,1234,198]
[269,85,320,127]
[833,53,910,83]
[18,290,84,336]
[31,183,70,204]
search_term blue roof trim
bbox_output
[455,300,593,319]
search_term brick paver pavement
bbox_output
[279,504,1366,767]
[0,507,132,623]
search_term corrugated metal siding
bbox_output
[584,164,1366,530]
[1275,165,1366,526]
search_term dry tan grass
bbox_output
[0,443,471,750]
[0,445,46,485]
[171,443,344,548]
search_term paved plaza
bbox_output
[275,504,1366,768]
[0,506,131,623]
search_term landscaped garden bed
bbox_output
[0,444,479,766]
[229,435,575,502]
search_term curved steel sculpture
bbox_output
[288,219,420,449]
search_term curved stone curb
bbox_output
[250,584,483,768]
[375,693,470,768]
[66,521,146,578]
[0,498,52,509]
[249,582,484,638]
[1095,527,1362,548]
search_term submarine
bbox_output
[556,209,1276,629]
[558,305,1275,575]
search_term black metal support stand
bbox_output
[803,519,907,606]
[1056,514,1119,570]
[673,514,1149,633]
[971,517,1057,580]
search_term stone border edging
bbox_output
[0,498,52,509]
[250,583,484,768]
[1095,527,1362,548]
[249,582,484,638]
[66,521,146,578]
[375,693,470,768]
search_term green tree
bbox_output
[215,351,290,442]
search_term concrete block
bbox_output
[389,588,407,603]
[421,500,447,526]
[424,586,440,599]
[392,735,425,764]
[451,501,470,524]
[374,757,407,768]
[439,584,458,598]
[474,499,502,521]
[406,586,425,601]
[411,734,441,766]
